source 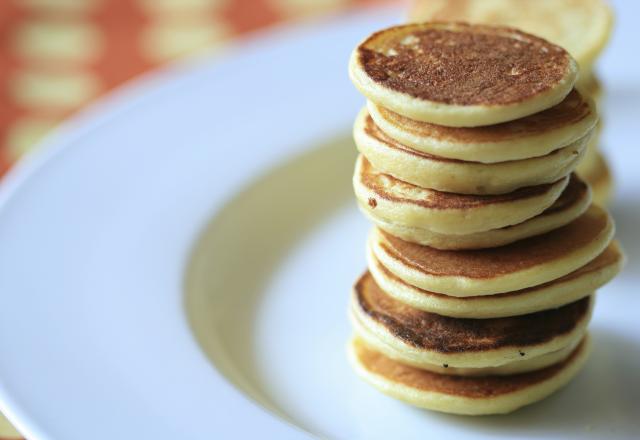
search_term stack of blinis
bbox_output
[408,0,616,205]
[346,23,624,415]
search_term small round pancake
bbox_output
[349,22,578,127]
[367,89,597,163]
[354,109,588,194]
[408,0,613,71]
[370,204,614,296]
[350,271,592,369]
[354,318,579,376]
[348,335,591,415]
[368,241,624,318]
[580,152,613,206]
[354,155,570,235]
[362,173,591,250]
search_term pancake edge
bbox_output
[369,206,614,296]
[348,334,592,415]
[367,241,623,317]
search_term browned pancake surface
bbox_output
[358,23,572,106]
[358,156,562,210]
[355,272,590,353]
[372,242,621,301]
[379,206,609,279]
[353,337,586,398]
[362,113,578,163]
[376,89,592,142]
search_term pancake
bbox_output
[576,73,603,107]
[369,204,614,296]
[350,271,592,369]
[408,0,613,71]
[354,155,570,236]
[354,317,579,376]
[349,22,577,127]
[0,413,21,440]
[367,241,623,318]
[581,152,613,206]
[354,109,589,194]
[367,89,597,163]
[349,335,591,415]
[361,173,590,250]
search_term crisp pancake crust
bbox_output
[350,335,588,399]
[354,272,590,353]
[358,23,571,106]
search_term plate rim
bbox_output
[0,7,400,439]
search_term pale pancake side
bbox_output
[353,312,580,376]
[354,155,569,235]
[349,336,591,415]
[368,241,623,318]
[361,173,591,250]
[354,109,589,194]
[367,89,597,163]
[370,205,614,296]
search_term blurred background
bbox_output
[0,0,391,176]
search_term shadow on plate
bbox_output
[430,328,640,438]
[184,133,355,421]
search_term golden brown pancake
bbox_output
[354,110,588,194]
[354,155,570,235]
[370,205,614,296]
[362,173,591,249]
[354,316,580,376]
[368,241,624,318]
[349,335,591,415]
[349,22,577,126]
[368,89,597,163]
[351,271,592,368]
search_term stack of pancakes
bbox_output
[346,22,624,415]
[407,0,615,205]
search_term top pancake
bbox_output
[368,88,597,163]
[349,22,578,127]
[408,0,613,71]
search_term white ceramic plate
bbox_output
[0,5,638,440]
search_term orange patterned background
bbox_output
[0,0,389,176]
[0,1,390,437]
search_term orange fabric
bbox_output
[0,1,391,437]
